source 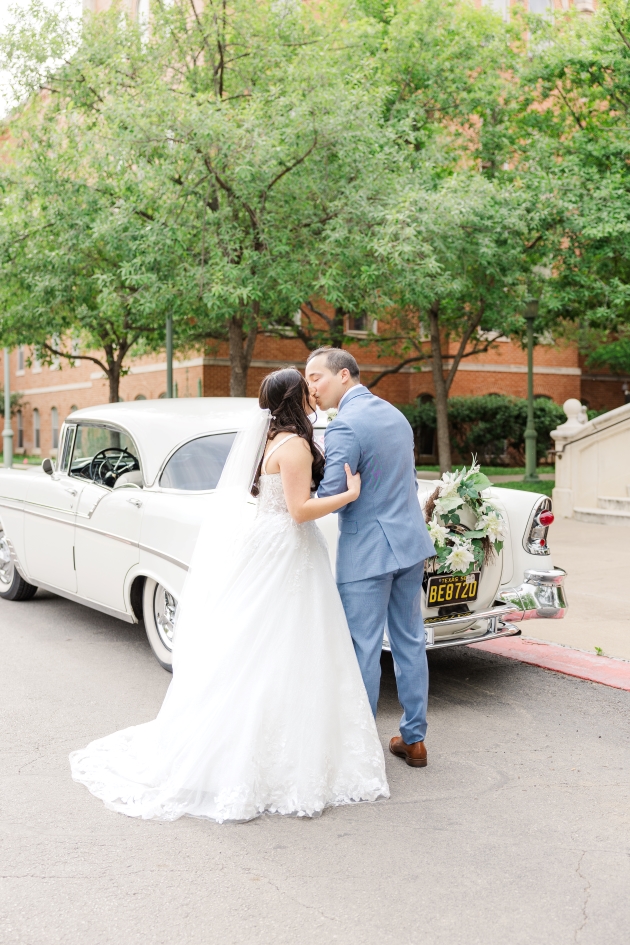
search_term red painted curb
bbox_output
[470,637,630,692]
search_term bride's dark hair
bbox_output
[252,367,325,496]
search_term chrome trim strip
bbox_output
[32,580,135,623]
[72,517,139,548]
[0,499,23,512]
[19,505,75,526]
[138,543,189,571]
[3,501,187,567]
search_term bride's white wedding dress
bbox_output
[70,425,389,823]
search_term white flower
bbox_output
[444,540,475,573]
[428,521,449,547]
[479,510,506,543]
[438,470,462,500]
[326,409,338,423]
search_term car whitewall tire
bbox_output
[142,578,177,672]
[0,526,38,602]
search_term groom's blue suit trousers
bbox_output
[338,561,428,745]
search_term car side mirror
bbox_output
[42,458,55,476]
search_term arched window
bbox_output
[134,394,147,401]
[33,409,40,450]
[17,410,23,449]
[69,405,78,415]
[51,407,59,450]
[17,346,25,373]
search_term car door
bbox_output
[23,425,84,592]
[71,423,144,614]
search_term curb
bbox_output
[470,636,630,692]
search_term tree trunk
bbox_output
[107,359,121,404]
[228,316,257,397]
[428,303,452,473]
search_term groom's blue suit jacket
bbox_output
[318,385,435,584]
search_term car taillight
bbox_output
[523,497,553,556]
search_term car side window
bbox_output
[70,424,142,488]
[160,433,237,491]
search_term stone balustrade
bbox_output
[552,399,630,523]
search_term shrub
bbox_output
[397,394,566,465]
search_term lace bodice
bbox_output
[257,473,290,516]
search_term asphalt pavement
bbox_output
[1,589,629,945]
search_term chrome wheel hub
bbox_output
[154,584,177,650]
[0,531,14,587]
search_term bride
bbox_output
[70,368,389,823]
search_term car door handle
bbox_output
[127,497,143,508]
[64,487,78,497]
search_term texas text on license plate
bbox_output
[426,572,480,607]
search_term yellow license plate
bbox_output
[426,572,480,607]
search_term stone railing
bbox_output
[551,399,630,517]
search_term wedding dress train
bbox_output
[70,427,389,823]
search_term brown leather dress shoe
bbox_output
[389,736,428,768]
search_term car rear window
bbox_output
[159,433,237,491]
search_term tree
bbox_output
[516,2,630,371]
[1,1,391,395]
[0,3,188,401]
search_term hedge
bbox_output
[397,394,567,466]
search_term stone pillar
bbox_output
[551,398,588,517]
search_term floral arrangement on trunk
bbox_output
[424,462,506,576]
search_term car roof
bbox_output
[66,398,328,487]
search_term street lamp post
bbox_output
[523,299,540,483]
[166,313,173,399]
[3,348,14,469]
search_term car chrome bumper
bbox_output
[496,568,568,621]
[382,603,521,651]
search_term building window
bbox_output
[346,313,368,334]
[33,409,40,450]
[51,407,59,450]
[17,346,25,374]
[134,394,147,400]
[31,348,42,374]
[345,313,378,337]
[17,410,23,449]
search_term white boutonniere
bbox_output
[326,409,338,424]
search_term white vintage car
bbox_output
[0,399,567,671]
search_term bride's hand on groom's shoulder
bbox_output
[344,463,361,502]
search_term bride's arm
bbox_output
[277,438,360,524]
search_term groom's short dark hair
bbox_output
[306,347,360,380]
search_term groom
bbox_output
[306,348,436,767]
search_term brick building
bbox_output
[4,318,627,460]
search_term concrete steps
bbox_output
[575,489,630,525]
[598,496,630,512]
[574,507,630,526]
